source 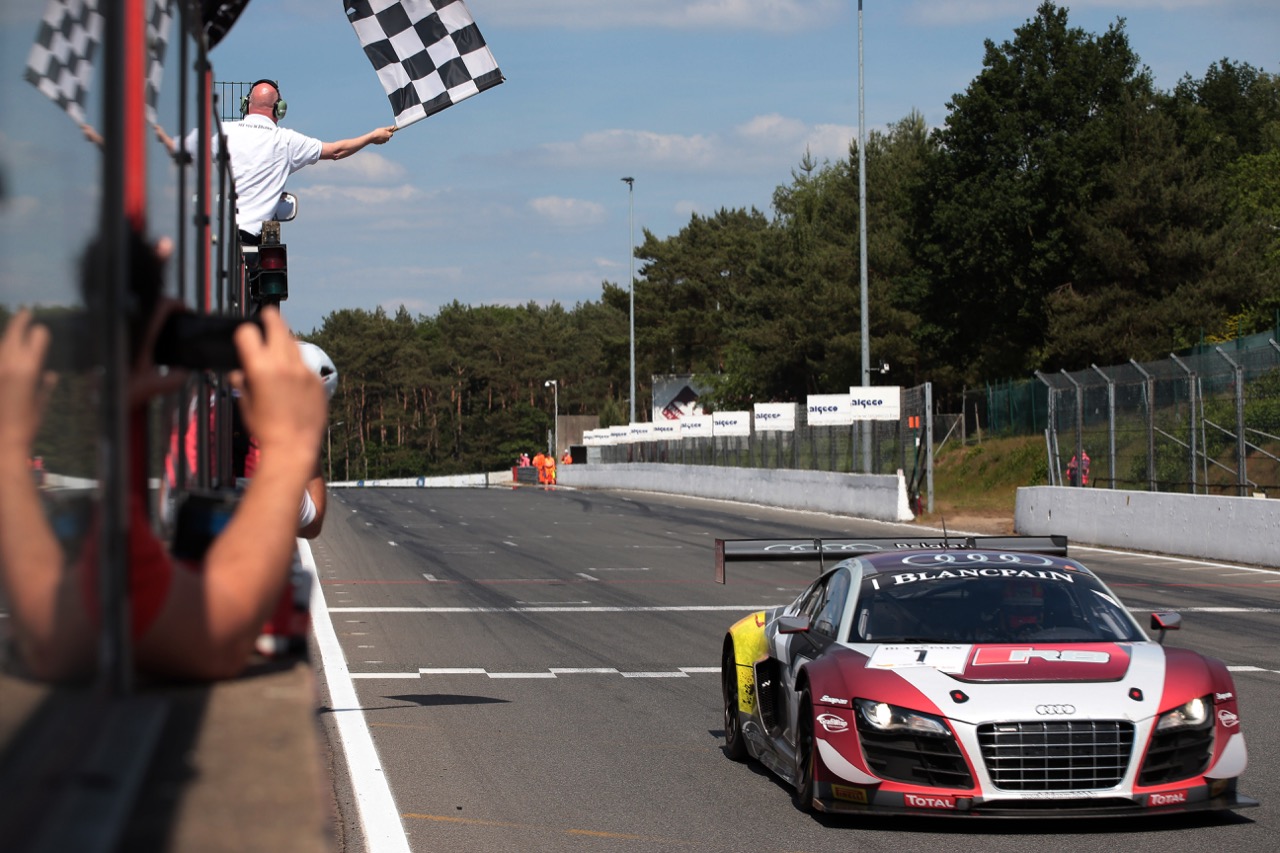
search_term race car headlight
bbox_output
[854,699,950,737]
[1155,695,1211,732]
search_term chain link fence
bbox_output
[593,383,935,511]
[1038,340,1280,496]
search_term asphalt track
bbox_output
[309,485,1280,853]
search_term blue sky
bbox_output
[1,1,1276,335]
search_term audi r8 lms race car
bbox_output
[717,535,1257,818]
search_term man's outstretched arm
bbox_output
[321,125,396,161]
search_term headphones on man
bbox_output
[240,79,287,120]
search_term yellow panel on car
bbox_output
[728,611,768,713]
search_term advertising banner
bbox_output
[583,428,612,446]
[680,414,713,438]
[806,393,855,426]
[753,402,796,432]
[652,421,681,441]
[652,374,710,421]
[712,411,751,437]
[848,386,902,421]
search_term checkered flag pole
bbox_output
[25,0,173,128]
[344,0,504,129]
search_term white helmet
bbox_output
[297,341,338,400]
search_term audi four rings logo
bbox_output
[1035,704,1077,715]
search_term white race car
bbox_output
[718,535,1256,817]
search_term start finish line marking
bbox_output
[326,604,1280,615]
[346,664,1278,680]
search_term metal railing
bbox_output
[1038,342,1280,496]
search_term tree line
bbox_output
[306,4,1277,480]
[15,3,1280,482]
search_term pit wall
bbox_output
[555,464,914,523]
[1015,486,1280,568]
[331,471,513,488]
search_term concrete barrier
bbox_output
[1015,486,1280,567]
[556,463,913,522]
[331,470,513,488]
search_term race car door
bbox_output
[772,567,852,742]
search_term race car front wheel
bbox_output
[793,688,817,811]
[721,643,749,761]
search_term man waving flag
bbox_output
[344,0,504,129]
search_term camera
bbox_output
[171,489,240,560]
[34,310,260,372]
[153,312,262,370]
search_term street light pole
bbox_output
[857,0,871,473]
[544,379,558,456]
[621,176,636,423]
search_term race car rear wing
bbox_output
[714,535,1068,583]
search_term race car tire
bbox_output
[722,643,749,762]
[793,688,817,811]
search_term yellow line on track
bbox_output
[401,813,705,845]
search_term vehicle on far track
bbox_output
[717,535,1257,818]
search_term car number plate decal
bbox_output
[866,644,970,673]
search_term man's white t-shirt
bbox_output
[216,115,322,236]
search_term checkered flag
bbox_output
[344,0,504,129]
[25,0,173,127]
[143,0,176,123]
[24,0,101,125]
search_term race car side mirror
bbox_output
[777,616,811,634]
[1150,611,1181,645]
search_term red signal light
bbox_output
[259,245,287,270]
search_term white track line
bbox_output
[350,666,723,680]
[328,605,772,613]
[302,540,410,853]
[346,663,1279,680]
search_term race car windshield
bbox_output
[850,564,1142,644]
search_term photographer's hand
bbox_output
[0,310,56,456]
[170,307,326,674]
[229,307,326,466]
[0,309,87,681]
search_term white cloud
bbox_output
[674,199,702,219]
[536,128,719,170]
[803,122,857,161]
[736,113,810,142]
[529,115,854,175]
[902,0,1248,27]
[483,0,845,32]
[378,296,436,318]
[528,196,607,228]
[304,183,421,206]
[317,151,408,184]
